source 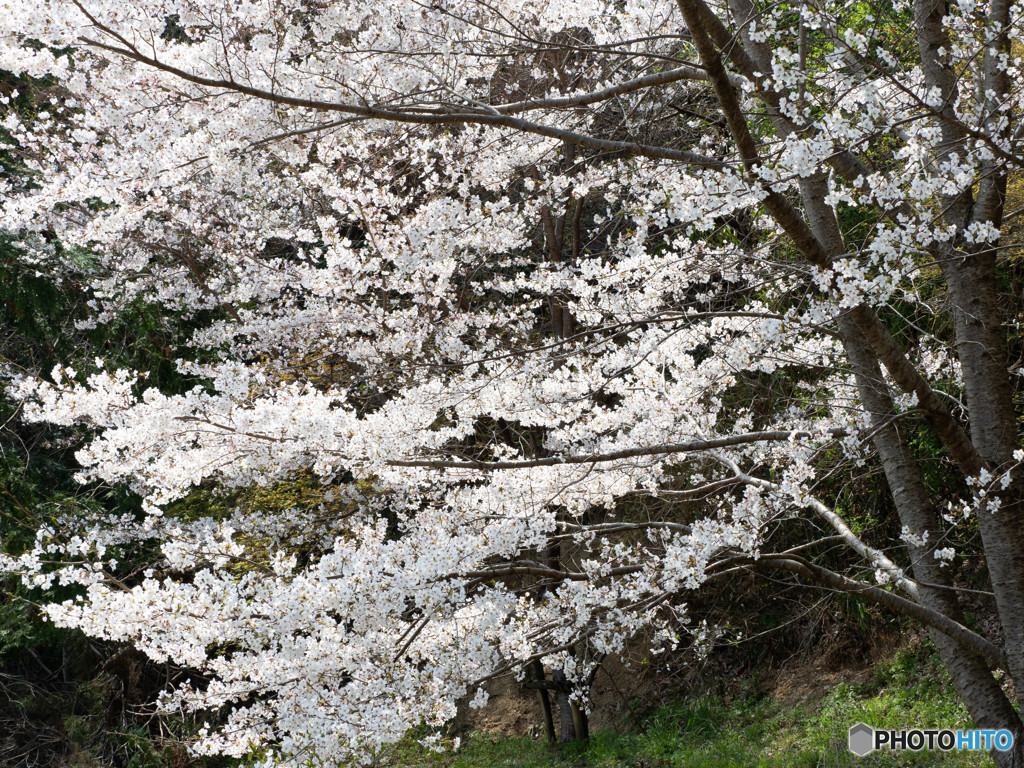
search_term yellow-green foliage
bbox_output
[165,471,384,574]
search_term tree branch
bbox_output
[71,25,726,169]
[385,429,844,470]
[720,554,1005,669]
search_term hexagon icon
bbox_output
[848,722,875,756]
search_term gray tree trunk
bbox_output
[552,670,577,743]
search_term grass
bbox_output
[383,644,999,767]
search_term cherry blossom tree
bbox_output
[2,0,1024,764]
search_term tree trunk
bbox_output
[552,670,577,743]
[794,171,1024,753]
[531,659,557,744]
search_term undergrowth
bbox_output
[384,642,998,768]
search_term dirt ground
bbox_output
[462,650,659,737]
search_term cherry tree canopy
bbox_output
[3,0,1024,764]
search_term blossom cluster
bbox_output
[0,0,1017,764]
